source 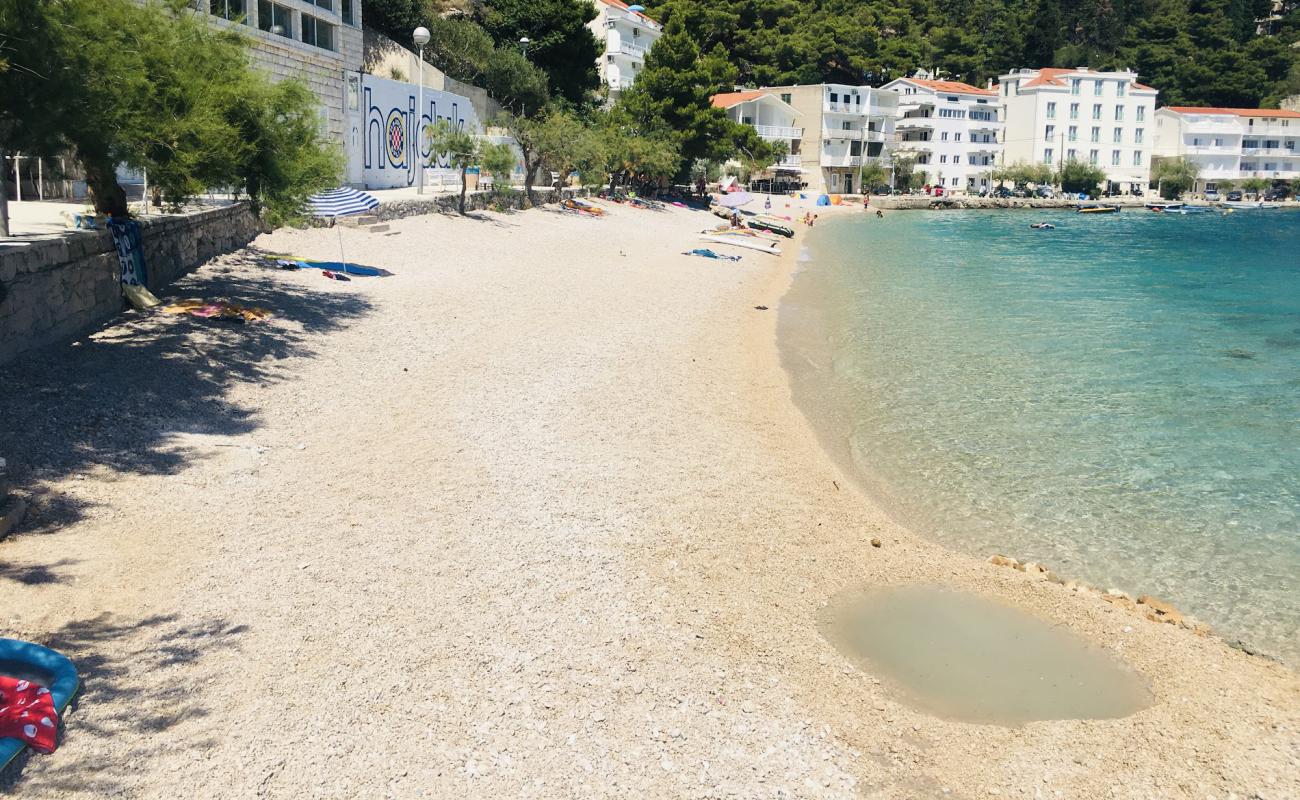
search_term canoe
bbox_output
[746,218,795,237]
[699,235,782,255]
[0,639,79,772]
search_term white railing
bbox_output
[822,128,887,142]
[823,101,863,114]
[618,41,647,57]
[821,153,862,167]
[895,117,934,128]
[754,125,803,139]
[775,154,803,167]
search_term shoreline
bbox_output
[0,200,1296,796]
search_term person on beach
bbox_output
[876,209,884,218]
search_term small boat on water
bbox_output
[1220,200,1281,210]
[1077,204,1120,214]
[1030,222,1055,229]
[1145,201,1184,211]
[1169,205,1214,214]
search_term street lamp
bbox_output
[413,26,431,194]
[518,36,529,55]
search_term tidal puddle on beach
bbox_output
[819,585,1150,725]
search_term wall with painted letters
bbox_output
[359,73,480,190]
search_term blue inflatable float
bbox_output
[0,639,79,772]
[816,194,831,206]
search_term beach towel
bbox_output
[683,248,741,262]
[268,258,387,278]
[107,219,148,286]
[163,299,272,323]
[0,676,59,754]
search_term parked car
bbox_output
[1128,187,1144,197]
[991,185,1013,198]
[1033,185,1055,199]
[872,185,892,196]
[1225,190,1243,201]
[1263,186,1291,202]
[1204,189,1221,202]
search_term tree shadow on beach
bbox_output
[0,247,375,545]
[0,612,246,795]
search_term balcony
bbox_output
[754,124,803,140]
[822,128,887,142]
[774,154,803,168]
[895,117,934,129]
[821,152,863,168]
[617,41,647,58]
[823,101,865,115]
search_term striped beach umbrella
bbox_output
[305,187,381,279]
[307,187,380,219]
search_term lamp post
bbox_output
[519,37,529,56]
[413,26,431,194]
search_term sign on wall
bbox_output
[359,73,480,189]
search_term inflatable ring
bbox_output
[0,639,79,771]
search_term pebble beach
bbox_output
[0,199,1296,798]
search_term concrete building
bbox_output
[710,91,805,185]
[1153,106,1300,192]
[997,67,1157,194]
[755,84,898,194]
[881,75,1003,193]
[201,0,365,151]
[587,0,662,99]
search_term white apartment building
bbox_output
[998,67,1157,193]
[881,75,1003,193]
[711,91,805,178]
[1153,106,1300,192]
[587,0,662,98]
[758,84,898,194]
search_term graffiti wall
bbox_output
[360,73,480,189]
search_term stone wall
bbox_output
[330,186,582,224]
[0,204,260,366]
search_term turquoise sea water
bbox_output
[783,208,1300,663]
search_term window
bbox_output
[1136,105,1146,122]
[1264,162,1275,171]
[1192,137,1202,146]
[954,133,961,142]
[1094,79,1104,95]
[1067,148,1077,160]
[1070,103,1079,119]
[1264,140,1279,149]
[1112,150,1121,166]
[633,28,640,37]
[1071,78,1082,95]
[210,0,248,22]
[1133,151,1142,166]
[941,131,949,141]
[1093,104,1102,120]
[940,154,948,163]
[1242,162,1257,171]
[1045,124,1055,140]
[947,96,959,103]
[1114,105,1124,121]
[842,121,851,131]
[780,93,792,105]
[1089,149,1099,164]
[308,0,332,9]
[1243,139,1259,149]
[1117,82,1126,97]
[951,177,959,186]
[938,108,966,118]
[258,0,292,36]
[300,12,335,50]
[1135,128,1144,144]
[1068,125,1078,142]
[340,0,355,25]
[1044,148,1054,164]
[1047,102,1057,119]
[1287,141,1296,150]
[1091,126,1100,143]
[1113,127,1123,143]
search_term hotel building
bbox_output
[881,75,1003,193]
[1153,106,1300,193]
[755,84,898,194]
[710,90,805,182]
[997,67,1157,194]
[587,0,662,99]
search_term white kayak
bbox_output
[700,235,782,255]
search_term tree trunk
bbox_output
[459,167,467,214]
[0,146,10,237]
[82,153,128,218]
[522,160,538,208]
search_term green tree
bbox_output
[475,0,602,106]
[891,155,920,190]
[1151,156,1200,199]
[1056,159,1106,194]
[426,120,479,213]
[859,161,889,191]
[1240,176,1269,196]
[479,140,519,191]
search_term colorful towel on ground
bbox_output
[107,218,148,287]
[162,299,273,323]
[0,676,59,754]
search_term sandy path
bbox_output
[0,202,1296,799]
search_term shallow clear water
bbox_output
[784,209,1300,664]
[819,585,1151,724]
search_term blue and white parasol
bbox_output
[307,187,380,218]
[305,187,381,278]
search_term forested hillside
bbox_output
[642,0,1300,106]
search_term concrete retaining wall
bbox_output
[0,203,260,366]
[333,186,583,225]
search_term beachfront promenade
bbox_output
[0,201,1296,797]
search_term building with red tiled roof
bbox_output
[881,75,1004,193]
[997,67,1158,193]
[586,0,662,99]
[1153,106,1300,193]
[709,91,806,184]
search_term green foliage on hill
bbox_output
[642,0,1300,107]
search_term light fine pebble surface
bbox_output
[0,201,1296,798]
